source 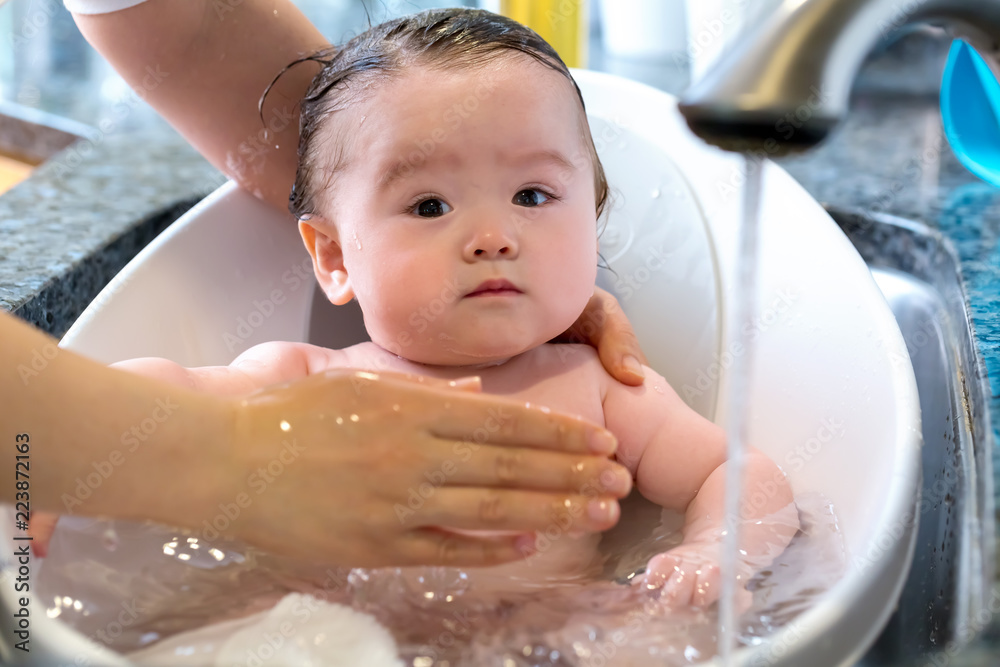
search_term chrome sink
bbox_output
[831,208,996,665]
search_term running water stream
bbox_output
[718,157,764,664]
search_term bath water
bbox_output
[39,491,841,666]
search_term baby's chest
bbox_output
[495,377,606,428]
[481,353,608,428]
[339,343,607,426]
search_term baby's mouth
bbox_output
[465,279,523,297]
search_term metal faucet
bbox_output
[678,0,1000,153]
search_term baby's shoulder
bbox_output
[332,341,412,372]
[526,342,603,372]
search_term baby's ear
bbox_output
[299,219,355,305]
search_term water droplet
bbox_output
[349,414,360,422]
[392,404,401,412]
[539,405,551,414]
[335,416,344,425]
[279,420,291,432]
[651,188,661,199]
[353,232,362,250]
[653,385,664,394]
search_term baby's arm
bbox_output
[603,366,798,608]
[112,342,346,395]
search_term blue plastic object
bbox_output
[941,40,1000,187]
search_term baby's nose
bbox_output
[464,231,519,261]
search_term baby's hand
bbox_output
[638,543,753,611]
[27,511,59,557]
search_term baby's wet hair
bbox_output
[263,8,609,223]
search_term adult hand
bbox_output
[215,370,632,568]
[554,287,649,386]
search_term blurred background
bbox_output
[0,0,696,138]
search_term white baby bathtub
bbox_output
[0,70,920,666]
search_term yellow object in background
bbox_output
[0,154,32,196]
[500,0,589,68]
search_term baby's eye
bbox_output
[414,198,450,217]
[513,189,551,207]
[414,198,452,218]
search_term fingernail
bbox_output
[599,467,633,495]
[588,499,619,524]
[588,430,617,455]
[515,533,536,555]
[623,355,645,379]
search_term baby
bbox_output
[43,8,797,608]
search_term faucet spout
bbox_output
[678,0,1000,154]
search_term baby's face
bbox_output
[305,56,599,366]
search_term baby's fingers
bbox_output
[28,511,59,558]
[642,552,720,609]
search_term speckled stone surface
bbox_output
[0,130,223,336]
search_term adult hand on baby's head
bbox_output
[217,369,632,569]
[639,543,754,612]
[555,288,649,387]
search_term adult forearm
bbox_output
[0,312,234,529]
[72,0,328,212]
